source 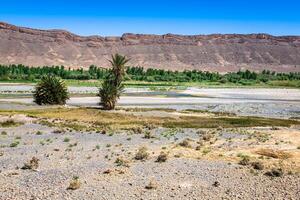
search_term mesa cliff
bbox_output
[0,22,299,72]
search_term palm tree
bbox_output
[99,54,130,110]
[33,75,69,105]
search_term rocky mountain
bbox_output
[0,21,299,72]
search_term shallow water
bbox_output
[0,85,299,118]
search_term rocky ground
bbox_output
[0,111,299,200]
[1,87,300,119]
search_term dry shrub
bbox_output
[255,149,292,159]
[265,168,283,177]
[67,176,81,190]
[115,157,130,167]
[251,161,264,170]
[238,156,250,166]
[178,139,191,148]
[156,152,168,163]
[21,157,39,170]
[134,146,149,160]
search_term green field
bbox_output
[1,79,299,89]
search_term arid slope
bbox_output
[0,22,300,72]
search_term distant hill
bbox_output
[0,21,299,72]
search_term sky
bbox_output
[0,0,300,36]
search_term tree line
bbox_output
[0,64,299,84]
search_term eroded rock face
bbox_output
[0,21,300,72]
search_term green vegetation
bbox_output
[9,141,20,147]
[0,119,22,127]
[33,75,69,105]
[0,64,299,88]
[63,137,70,142]
[99,54,129,110]
[1,108,299,131]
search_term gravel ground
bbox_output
[1,87,299,118]
[0,119,300,200]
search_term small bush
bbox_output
[10,141,20,147]
[63,137,70,142]
[21,157,39,170]
[156,152,168,163]
[195,145,201,151]
[0,120,20,127]
[131,127,142,134]
[67,176,81,190]
[144,131,153,139]
[1,131,7,135]
[239,156,250,166]
[251,161,264,170]
[178,139,191,148]
[202,133,214,141]
[265,168,283,177]
[115,157,130,167]
[33,75,69,105]
[36,131,43,135]
[135,146,149,160]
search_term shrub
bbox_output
[10,141,20,147]
[115,157,130,167]
[36,131,43,135]
[156,152,168,163]
[134,146,149,160]
[1,131,7,135]
[0,119,20,127]
[238,156,250,166]
[21,157,39,170]
[178,139,191,148]
[33,75,69,105]
[67,176,81,190]
[251,161,264,170]
[144,131,153,139]
[265,168,283,177]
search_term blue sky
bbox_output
[0,0,300,36]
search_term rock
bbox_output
[145,179,158,190]
[213,181,220,187]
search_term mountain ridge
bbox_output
[0,21,299,72]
